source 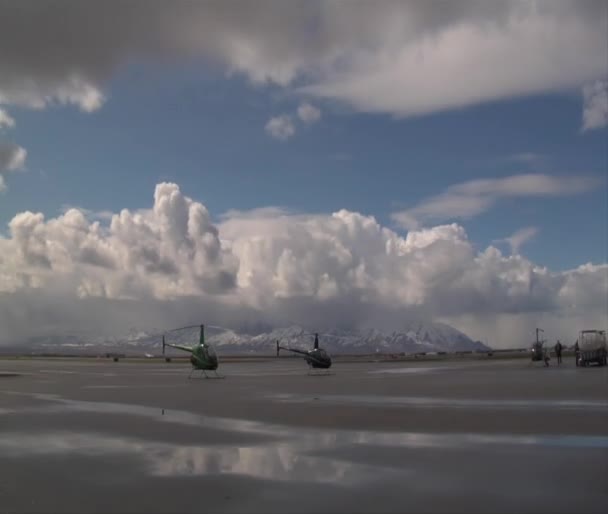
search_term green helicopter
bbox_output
[162,324,224,379]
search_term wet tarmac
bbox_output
[0,357,607,513]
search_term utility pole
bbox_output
[536,328,544,344]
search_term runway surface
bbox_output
[1,356,607,513]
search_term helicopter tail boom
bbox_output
[164,341,194,354]
[278,345,309,357]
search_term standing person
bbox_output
[574,340,579,366]
[555,340,563,365]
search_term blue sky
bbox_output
[0,2,606,346]
[2,60,606,270]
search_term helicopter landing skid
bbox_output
[307,369,333,376]
[187,369,225,379]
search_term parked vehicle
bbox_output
[576,330,607,367]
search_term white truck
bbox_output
[576,330,607,367]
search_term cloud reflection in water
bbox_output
[1,391,608,486]
[0,431,396,484]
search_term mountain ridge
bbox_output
[11,321,491,355]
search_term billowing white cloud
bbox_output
[297,103,321,124]
[582,80,608,131]
[0,108,15,129]
[0,2,605,118]
[265,115,295,140]
[2,183,238,299]
[0,182,606,348]
[300,3,607,117]
[392,174,602,229]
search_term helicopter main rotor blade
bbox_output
[164,323,232,334]
[165,324,202,333]
[293,330,335,338]
[205,324,234,332]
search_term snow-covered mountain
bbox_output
[13,321,490,355]
[202,322,489,355]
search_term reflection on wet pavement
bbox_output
[0,431,393,484]
[368,366,460,374]
[1,356,608,514]
[6,391,608,445]
[0,392,402,484]
[82,384,184,389]
[1,391,608,487]
[268,392,608,411]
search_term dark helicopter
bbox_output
[162,324,224,379]
[276,332,332,374]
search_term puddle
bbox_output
[0,392,297,437]
[38,369,118,377]
[3,391,608,450]
[82,384,185,389]
[1,390,608,492]
[1,425,607,485]
[38,369,79,374]
[1,389,607,512]
[0,431,393,484]
[83,385,130,389]
[268,393,608,411]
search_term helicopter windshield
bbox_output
[205,344,217,359]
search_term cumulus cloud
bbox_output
[266,104,320,140]
[60,205,114,222]
[297,103,322,124]
[265,115,295,140]
[494,226,539,255]
[1,182,606,347]
[0,1,605,118]
[392,173,602,229]
[582,80,608,131]
[1,182,238,299]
